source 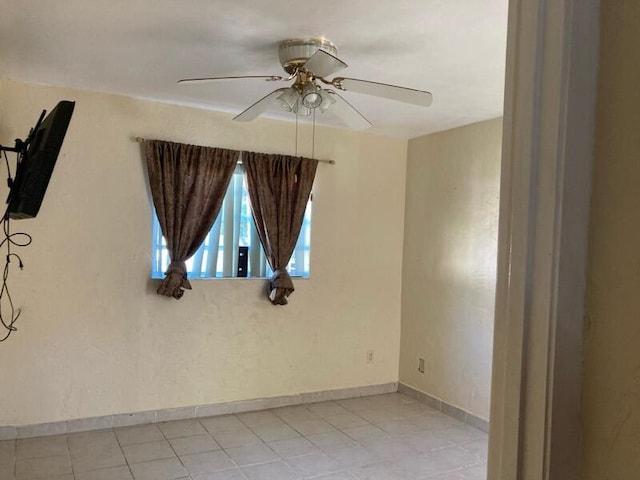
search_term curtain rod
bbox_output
[134,137,335,165]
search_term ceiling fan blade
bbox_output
[326,90,372,130]
[177,75,283,85]
[233,88,288,122]
[334,77,433,106]
[302,49,348,78]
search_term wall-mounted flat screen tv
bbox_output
[7,100,75,219]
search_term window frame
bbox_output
[150,165,312,280]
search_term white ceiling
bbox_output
[0,0,508,139]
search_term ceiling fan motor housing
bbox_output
[279,38,338,75]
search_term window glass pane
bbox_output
[151,165,311,279]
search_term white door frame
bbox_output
[488,0,599,479]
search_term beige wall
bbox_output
[581,2,640,478]
[399,118,501,420]
[0,78,407,426]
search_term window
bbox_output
[151,165,311,279]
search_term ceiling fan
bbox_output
[177,38,433,130]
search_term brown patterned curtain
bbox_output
[243,152,318,305]
[146,140,238,299]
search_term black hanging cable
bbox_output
[0,150,32,342]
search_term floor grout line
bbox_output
[111,426,136,480]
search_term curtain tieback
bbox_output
[157,260,192,299]
[269,268,295,305]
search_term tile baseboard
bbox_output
[398,382,490,433]
[0,382,398,440]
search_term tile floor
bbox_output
[0,393,487,480]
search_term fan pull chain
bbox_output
[295,108,299,157]
[312,108,316,160]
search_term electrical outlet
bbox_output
[418,358,425,373]
[366,350,374,364]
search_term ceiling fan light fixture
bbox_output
[293,100,312,117]
[277,87,299,112]
[318,89,336,113]
[301,83,323,109]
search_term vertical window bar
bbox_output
[190,233,206,277]
[294,239,305,276]
[151,212,166,277]
[231,173,243,277]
